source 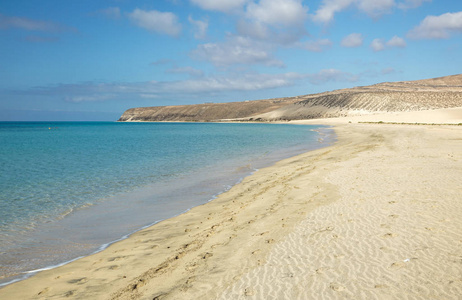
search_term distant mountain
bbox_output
[118,74,462,122]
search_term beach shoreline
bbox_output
[0,123,333,287]
[0,108,461,299]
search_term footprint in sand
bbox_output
[329,282,345,292]
[64,290,76,297]
[389,261,406,270]
[91,259,103,266]
[67,277,88,285]
[382,233,398,238]
[201,252,213,259]
[185,262,197,272]
[257,231,269,236]
[244,287,256,296]
[38,287,50,295]
[152,293,167,300]
[315,267,329,274]
[108,256,125,262]
[379,246,392,253]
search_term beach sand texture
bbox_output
[0,109,461,299]
[219,124,462,299]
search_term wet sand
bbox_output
[0,108,461,299]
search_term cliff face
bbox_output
[118,74,462,122]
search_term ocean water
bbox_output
[0,121,333,285]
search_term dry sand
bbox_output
[0,108,461,299]
[297,107,462,125]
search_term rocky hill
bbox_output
[118,98,300,122]
[118,74,462,122]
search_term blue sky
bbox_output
[0,0,461,121]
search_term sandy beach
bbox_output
[0,108,461,299]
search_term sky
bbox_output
[0,0,461,121]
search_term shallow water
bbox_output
[0,121,334,285]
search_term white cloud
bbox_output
[407,11,462,39]
[0,13,73,32]
[188,16,208,39]
[312,0,396,24]
[398,0,431,10]
[190,36,284,67]
[312,0,354,24]
[170,72,304,92]
[307,69,359,85]
[371,36,405,51]
[370,38,385,51]
[190,0,248,13]
[27,72,306,102]
[236,0,308,46]
[298,39,333,52]
[65,94,116,103]
[236,19,271,40]
[128,9,181,37]
[245,0,308,27]
[139,94,159,99]
[386,35,406,47]
[237,20,307,45]
[357,0,395,18]
[166,66,204,77]
[25,69,360,103]
[341,33,363,47]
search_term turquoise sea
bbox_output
[0,121,333,285]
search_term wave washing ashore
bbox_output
[0,121,333,286]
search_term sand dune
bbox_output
[1,108,461,299]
